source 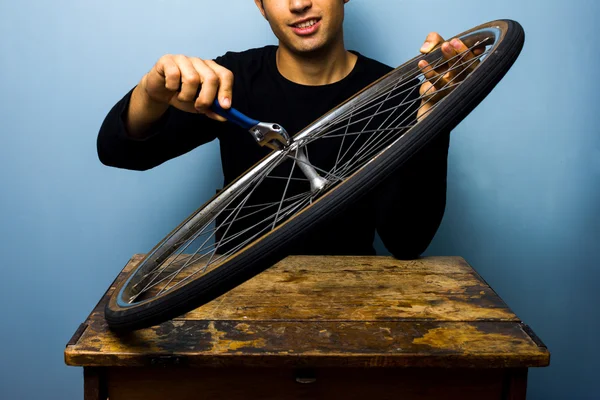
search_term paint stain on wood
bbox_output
[413,325,534,353]
[207,321,266,352]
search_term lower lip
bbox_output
[291,20,321,36]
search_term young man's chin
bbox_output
[282,37,331,56]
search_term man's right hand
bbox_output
[126,55,233,138]
[141,54,233,121]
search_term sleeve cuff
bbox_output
[115,86,172,143]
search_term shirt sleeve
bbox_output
[96,53,239,171]
[374,130,450,259]
[372,75,450,259]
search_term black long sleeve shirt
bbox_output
[97,46,449,258]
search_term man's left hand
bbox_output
[417,32,483,120]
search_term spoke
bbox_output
[221,191,312,228]
[150,161,280,297]
[130,174,263,299]
[224,190,310,211]
[131,221,218,301]
[337,82,464,178]
[301,40,489,146]
[334,61,480,179]
[334,95,444,179]
[167,192,315,290]
[285,154,345,183]
[136,192,311,297]
[273,148,298,230]
[199,163,312,276]
[196,193,314,257]
[179,164,276,287]
[311,54,445,134]
[331,79,400,175]
[141,187,313,296]
[132,220,221,300]
[304,53,449,137]
[333,109,354,175]
[306,38,489,141]
[336,73,420,174]
[305,127,412,140]
[202,193,313,269]
[333,49,486,178]
[300,78,425,147]
[266,176,309,181]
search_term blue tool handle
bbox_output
[211,99,259,130]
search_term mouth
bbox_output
[290,17,321,35]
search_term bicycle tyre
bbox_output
[106,19,525,331]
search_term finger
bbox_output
[445,39,471,80]
[473,46,485,56]
[205,60,234,109]
[468,44,487,74]
[173,55,201,103]
[449,38,475,62]
[422,41,455,79]
[419,80,436,100]
[419,59,450,93]
[418,60,443,90]
[420,56,459,99]
[417,99,433,121]
[157,55,181,92]
[419,59,450,101]
[189,58,219,112]
[448,38,479,76]
[466,40,486,71]
[419,76,452,106]
[421,42,456,84]
[204,110,227,122]
[440,42,459,81]
[420,32,445,53]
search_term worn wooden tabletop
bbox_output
[65,255,549,369]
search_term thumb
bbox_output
[217,80,233,110]
[205,60,234,109]
[420,32,445,53]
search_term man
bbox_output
[97,0,474,258]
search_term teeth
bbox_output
[296,19,317,28]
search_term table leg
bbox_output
[84,367,108,400]
[503,368,529,399]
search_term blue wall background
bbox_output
[0,0,597,398]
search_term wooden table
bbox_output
[65,255,550,400]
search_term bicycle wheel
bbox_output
[106,19,524,331]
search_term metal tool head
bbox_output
[250,122,293,150]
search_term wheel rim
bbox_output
[115,25,503,309]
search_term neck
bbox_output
[276,38,358,86]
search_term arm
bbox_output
[96,90,222,171]
[375,131,450,259]
[374,31,481,258]
[375,53,451,259]
[97,55,235,170]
